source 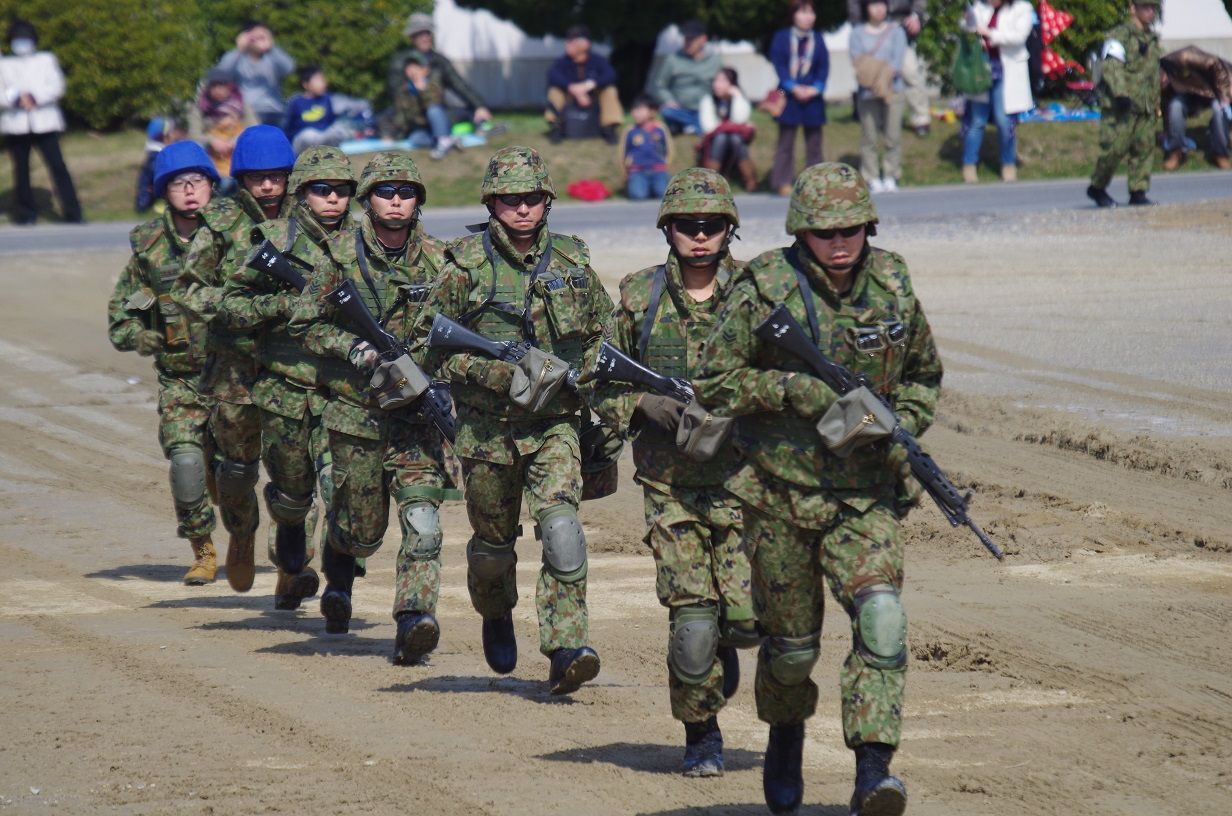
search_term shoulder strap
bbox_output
[636,265,667,361]
[786,246,821,345]
[354,229,384,311]
[284,216,298,254]
[521,239,554,347]
[457,229,502,324]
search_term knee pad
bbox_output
[763,631,822,687]
[536,504,587,583]
[168,445,207,509]
[400,502,442,561]
[853,584,907,670]
[720,617,763,650]
[264,483,313,526]
[215,458,259,502]
[328,522,383,560]
[467,534,517,581]
[668,604,720,685]
[316,452,334,509]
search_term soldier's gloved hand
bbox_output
[1114,95,1133,115]
[470,359,515,392]
[134,329,164,357]
[636,394,686,433]
[348,339,380,371]
[255,292,294,320]
[784,373,837,420]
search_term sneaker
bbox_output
[867,177,885,194]
[881,177,899,193]
[682,717,724,777]
[911,124,930,138]
[430,137,454,160]
[548,646,600,694]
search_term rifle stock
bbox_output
[246,239,308,292]
[428,313,581,389]
[593,341,695,404]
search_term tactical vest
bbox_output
[256,216,328,389]
[198,198,257,359]
[131,219,207,374]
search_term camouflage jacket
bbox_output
[108,209,208,376]
[291,217,448,440]
[411,218,613,464]
[1100,18,1161,116]
[592,253,743,490]
[693,243,941,526]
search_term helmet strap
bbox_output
[363,200,419,230]
[661,224,737,269]
[485,199,551,238]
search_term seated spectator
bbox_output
[283,64,372,152]
[650,19,720,135]
[213,20,295,127]
[136,117,187,212]
[546,24,624,145]
[622,94,673,200]
[188,68,255,181]
[850,0,908,192]
[388,12,492,127]
[388,52,458,160]
[698,67,757,190]
[1160,46,1231,170]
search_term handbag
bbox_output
[951,31,993,96]
[757,88,787,118]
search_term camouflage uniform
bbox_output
[1091,7,1162,195]
[412,147,614,665]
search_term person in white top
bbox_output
[0,19,82,223]
[697,68,758,191]
[960,0,1035,183]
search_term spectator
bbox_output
[1160,46,1231,170]
[850,0,908,192]
[214,20,295,127]
[546,24,624,145]
[961,0,1034,183]
[769,1,830,195]
[388,12,491,127]
[622,94,673,200]
[389,52,458,160]
[0,19,83,224]
[188,68,256,181]
[283,64,371,152]
[135,117,188,212]
[846,0,930,137]
[698,67,758,191]
[649,19,721,135]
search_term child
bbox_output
[283,64,364,152]
[188,68,254,179]
[389,52,457,159]
[622,94,673,200]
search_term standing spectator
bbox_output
[649,20,721,135]
[283,65,369,152]
[850,0,908,192]
[960,0,1034,183]
[0,19,83,224]
[1160,46,1232,171]
[387,12,492,127]
[622,95,673,200]
[546,25,625,145]
[698,68,758,191]
[389,52,458,160]
[214,21,295,127]
[769,1,830,195]
[188,69,255,181]
[847,0,930,137]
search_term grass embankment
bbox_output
[0,106,1217,223]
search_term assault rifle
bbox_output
[592,341,695,405]
[246,239,308,291]
[754,304,1003,560]
[325,279,455,444]
[427,313,580,390]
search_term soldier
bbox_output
[219,146,357,610]
[108,142,221,584]
[173,124,296,593]
[591,168,757,776]
[290,152,457,650]
[694,163,941,816]
[411,145,613,694]
[1087,1,1162,208]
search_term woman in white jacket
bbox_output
[961,0,1034,182]
[0,20,82,224]
[697,67,758,190]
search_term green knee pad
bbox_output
[763,631,822,687]
[535,504,587,583]
[853,584,907,670]
[467,534,517,581]
[668,604,720,685]
[168,444,208,509]
[264,483,313,526]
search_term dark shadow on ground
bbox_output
[379,673,590,706]
[636,805,846,816]
[537,741,761,774]
[87,563,275,583]
[0,186,58,223]
[254,628,388,658]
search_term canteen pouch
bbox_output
[816,386,897,457]
[675,400,735,463]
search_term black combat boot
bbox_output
[274,521,307,574]
[481,613,517,674]
[1128,190,1153,206]
[762,722,805,814]
[849,743,907,816]
[320,544,355,635]
[682,716,724,777]
[394,611,440,664]
[274,566,320,611]
[1086,185,1117,208]
[548,646,600,694]
[718,646,740,699]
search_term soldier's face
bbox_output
[369,185,418,224]
[242,171,288,215]
[492,194,547,234]
[165,172,212,213]
[801,224,865,272]
[669,214,727,265]
[303,179,352,222]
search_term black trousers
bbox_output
[7,131,83,223]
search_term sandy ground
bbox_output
[0,202,1229,815]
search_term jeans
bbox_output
[7,131,82,223]
[962,76,1017,167]
[709,131,750,170]
[407,104,453,147]
[1163,94,1229,157]
[627,169,669,200]
[660,106,701,135]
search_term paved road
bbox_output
[2,171,1229,255]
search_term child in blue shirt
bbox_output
[283,65,369,151]
[621,94,674,200]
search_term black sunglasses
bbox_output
[370,183,420,200]
[305,181,356,198]
[670,217,729,237]
[495,192,548,207]
[810,225,864,240]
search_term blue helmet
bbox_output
[153,141,219,196]
[231,124,296,178]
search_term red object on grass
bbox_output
[566,179,611,201]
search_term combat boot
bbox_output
[1086,185,1117,208]
[395,611,440,664]
[762,722,805,815]
[738,158,759,191]
[481,613,518,674]
[849,743,907,816]
[682,716,724,777]
[320,544,355,634]
[1162,150,1183,170]
[548,646,601,695]
[1128,190,1153,206]
[184,535,217,585]
[718,645,740,699]
[273,566,320,610]
[225,530,255,593]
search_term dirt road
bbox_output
[0,202,1228,815]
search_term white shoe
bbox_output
[867,177,885,193]
[882,177,899,193]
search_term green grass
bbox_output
[0,105,1219,223]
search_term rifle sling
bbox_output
[636,264,667,362]
[786,246,822,346]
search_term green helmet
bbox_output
[357,151,426,203]
[288,146,356,193]
[480,145,556,202]
[656,168,739,228]
[785,162,877,235]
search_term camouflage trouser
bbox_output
[260,405,328,567]
[210,400,261,537]
[157,373,216,540]
[745,500,906,748]
[327,421,452,618]
[643,483,752,723]
[1091,110,1156,193]
[462,427,587,656]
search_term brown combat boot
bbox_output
[738,159,759,191]
[184,536,217,585]
[1162,150,1183,171]
[225,530,256,592]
